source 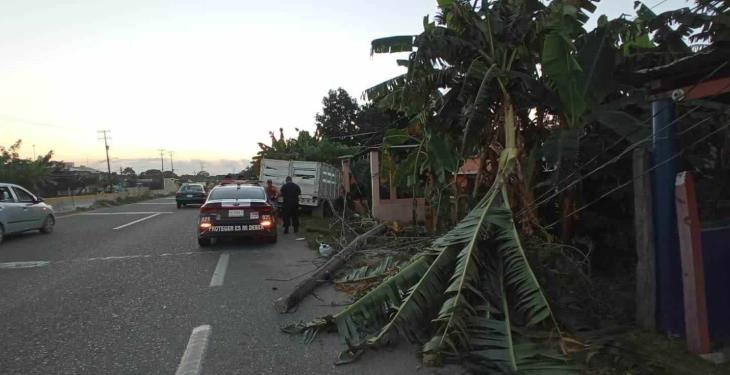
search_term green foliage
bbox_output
[369,247,459,345]
[333,255,433,346]
[255,128,357,166]
[315,88,360,145]
[285,2,730,372]
[121,167,136,176]
[335,256,404,283]
[370,35,415,55]
[0,140,59,193]
[292,180,568,373]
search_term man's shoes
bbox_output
[283,228,289,234]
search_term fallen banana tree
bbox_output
[282,176,577,372]
[283,86,578,371]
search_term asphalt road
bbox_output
[0,197,451,375]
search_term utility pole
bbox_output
[97,130,112,192]
[32,144,36,159]
[169,151,174,174]
[158,148,165,172]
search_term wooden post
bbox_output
[369,150,380,219]
[341,158,350,194]
[634,148,656,330]
[675,171,711,355]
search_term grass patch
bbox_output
[298,214,337,251]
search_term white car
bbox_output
[0,183,55,244]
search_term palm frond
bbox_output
[334,256,403,283]
[371,35,416,55]
[468,316,577,374]
[489,187,561,330]
[363,74,407,102]
[368,247,459,345]
[422,184,502,356]
[333,255,433,347]
[432,183,500,248]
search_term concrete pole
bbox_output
[633,147,656,330]
[651,98,684,334]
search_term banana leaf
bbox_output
[371,35,416,55]
[368,247,459,345]
[423,184,503,356]
[334,255,433,347]
[335,256,403,283]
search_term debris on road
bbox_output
[273,223,385,313]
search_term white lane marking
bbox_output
[0,261,50,269]
[83,252,198,262]
[58,212,173,219]
[209,253,230,287]
[1,251,212,271]
[134,202,178,205]
[175,325,212,375]
[112,213,162,230]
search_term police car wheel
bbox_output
[198,238,211,247]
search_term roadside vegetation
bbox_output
[280,0,730,373]
[1,140,62,192]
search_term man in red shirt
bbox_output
[265,179,278,203]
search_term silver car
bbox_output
[0,183,55,244]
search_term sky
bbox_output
[0,0,689,175]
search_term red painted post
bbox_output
[675,171,711,354]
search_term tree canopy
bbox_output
[315,88,360,144]
[0,140,60,193]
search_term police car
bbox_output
[196,183,276,246]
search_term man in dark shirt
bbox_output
[279,176,301,234]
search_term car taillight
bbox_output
[260,220,272,227]
[200,205,218,214]
[261,205,272,213]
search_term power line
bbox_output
[649,0,670,10]
[531,61,728,207]
[521,62,730,218]
[543,121,730,229]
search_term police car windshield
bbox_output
[209,186,265,200]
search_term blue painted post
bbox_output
[652,99,684,334]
